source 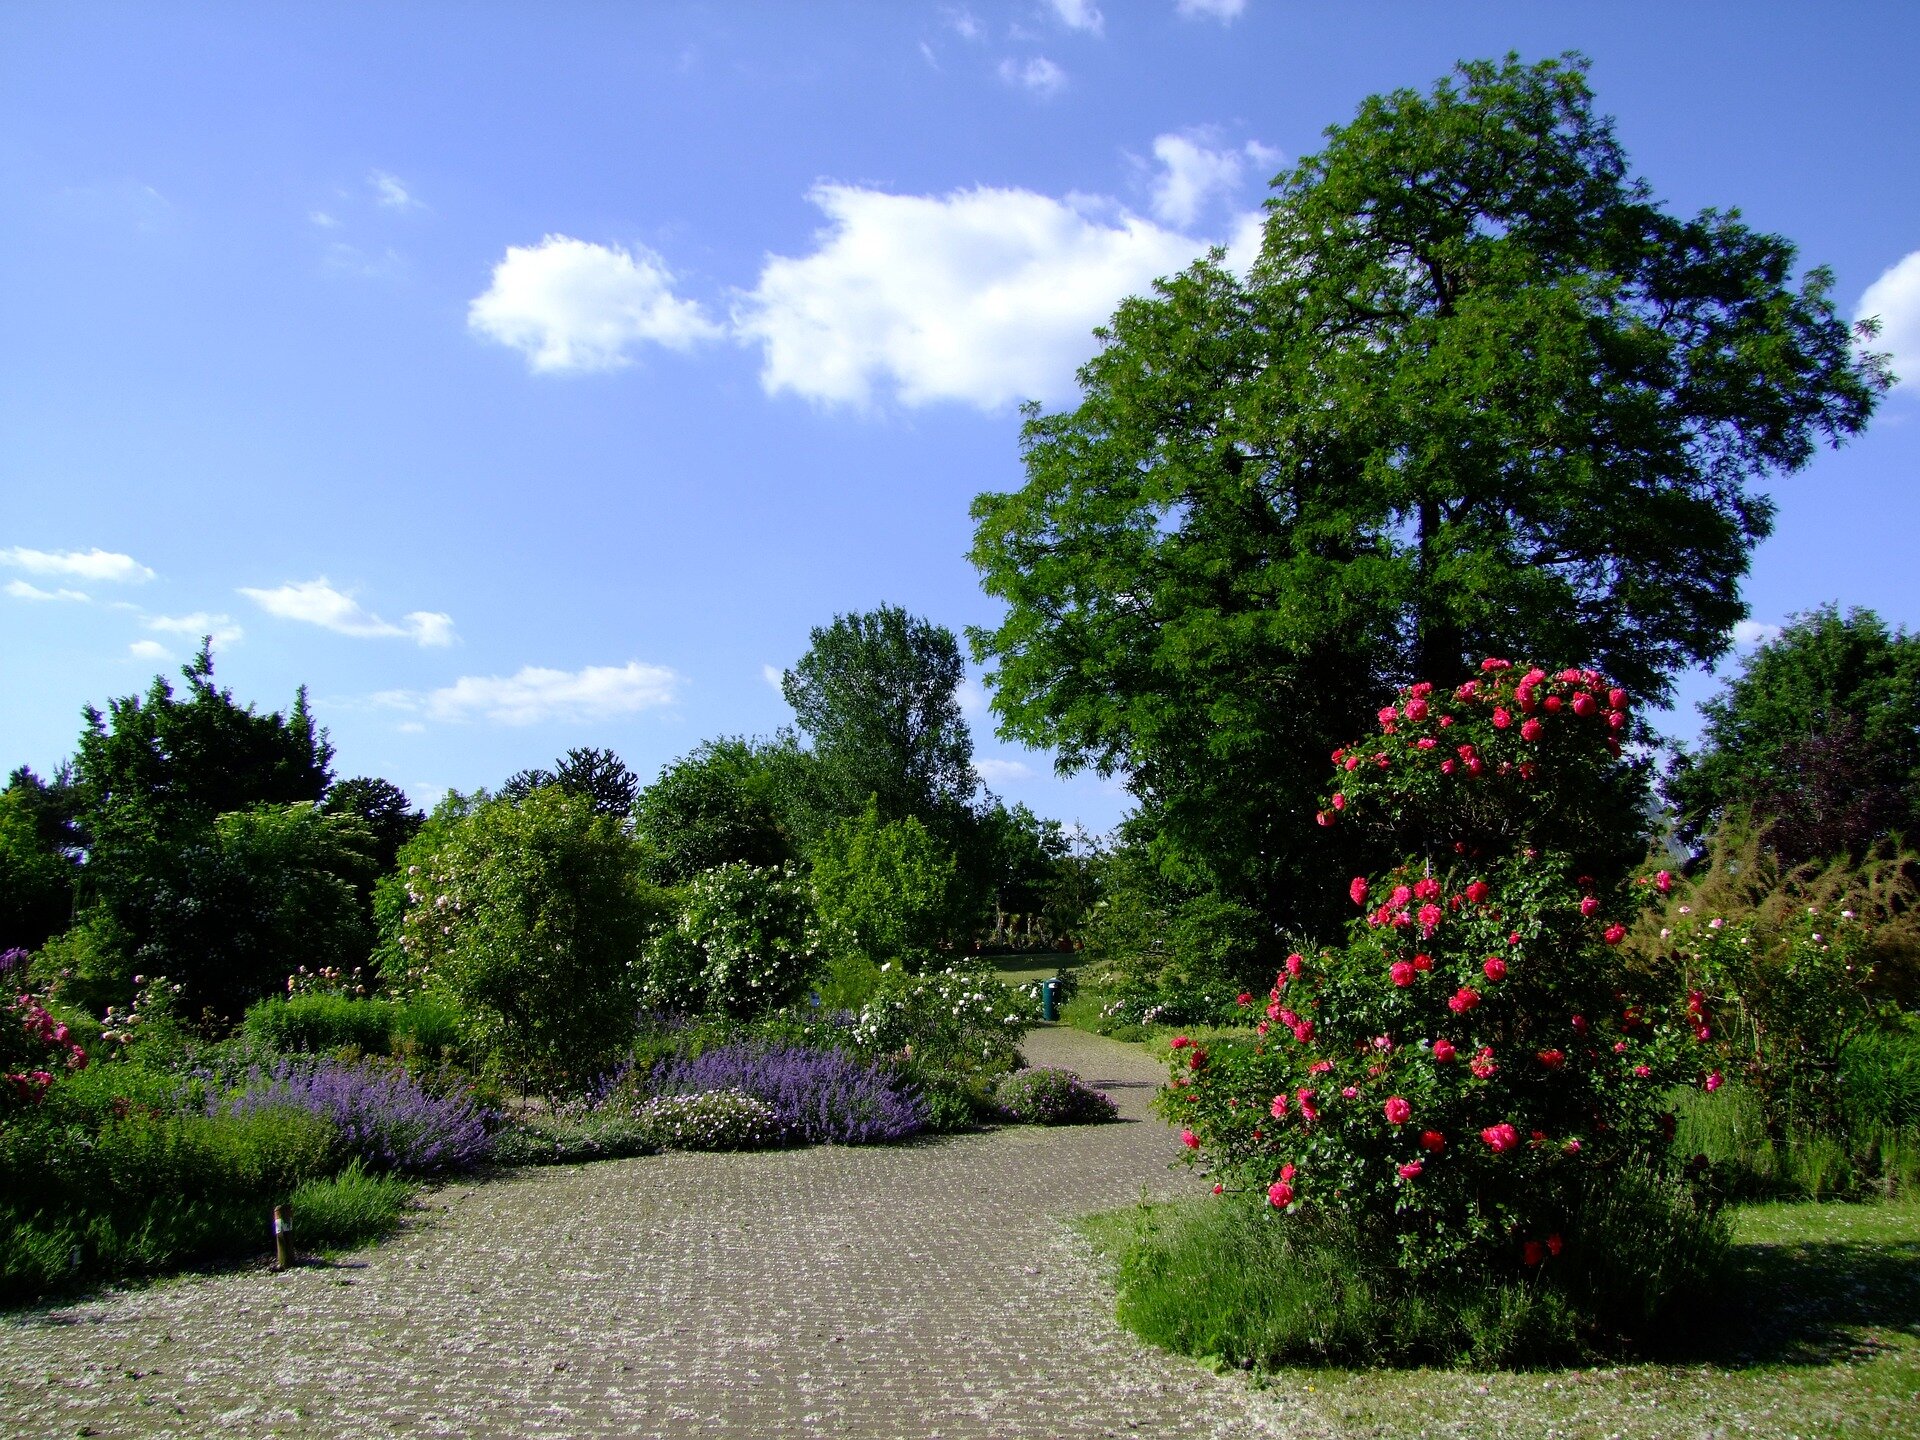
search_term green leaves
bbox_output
[968,53,1887,936]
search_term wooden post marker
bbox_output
[272,1205,292,1270]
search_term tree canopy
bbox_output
[968,53,1887,935]
[782,604,978,841]
[1666,606,1920,861]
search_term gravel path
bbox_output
[2,1027,1313,1440]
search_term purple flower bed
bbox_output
[650,1043,926,1145]
[219,1057,494,1174]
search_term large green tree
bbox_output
[1666,606,1920,861]
[968,53,1887,936]
[63,643,343,1011]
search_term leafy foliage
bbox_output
[632,736,805,885]
[63,646,355,1016]
[380,787,665,1091]
[1665,606,1920,859]
[810,799,966,971]
[654,862,821,1017]
[968,53,1887,940]
[1165,661,1706,1295]
[782,604,979,848]
[0,769,79,953]
[321,776,423,880]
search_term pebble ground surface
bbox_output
[3,1026,1314,1440]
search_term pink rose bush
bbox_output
[2,973,89,1109]
[1163,662,1704,1279]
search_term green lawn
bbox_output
[1079,1198,1920,1439]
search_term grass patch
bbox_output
[288,1162,415,1251]
[1078,1196,1920,1438]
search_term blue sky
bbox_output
[4,2,1918,835]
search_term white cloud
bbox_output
[1148,132,1264,227]
[1047,0,1104,34]
[734,183,1200,409]
[1176,0,1246,19]
[1733,620,1784,648]
[999,56,1066,95]
[763,663,787,695]
[1859,249,1920,392]
[6,580,89,602]
[469,235,723,372]
[239,578,457,646]
[974,757,1036,785]
[1,546,154,584]
[145,611,244,646]
[945,7,984,40]
[369,170,419,210]
[374,661,682,726]
[309,209,341,229]
[957,678,990,717]
[127,639,171,661]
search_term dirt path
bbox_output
[3,1028,1310,1440]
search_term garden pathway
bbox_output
[2,1027,1318,1440]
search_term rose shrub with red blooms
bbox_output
[1158,661,1710,1283]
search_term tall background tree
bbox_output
[502,746,641,818]
[781,604,979,849]
[1666,606,1920,863]
[969,53,1888,941]
[50,643,354,1013]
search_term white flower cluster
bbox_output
[637,1089,785,1151]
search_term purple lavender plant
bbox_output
[220,1057,494,1174]
[0,948,27,977]
[649,1043,926,1145]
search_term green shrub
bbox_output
[0,1100,342,1303]
[288,1161,414,1250]
[243,993,398,1054]
[391,994,464,1060]
[378,788,666,1093]
[995,1066,1118,1125]
[810,800,966,971]
[658,862,822,1017]
[637,1089,785,1151]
